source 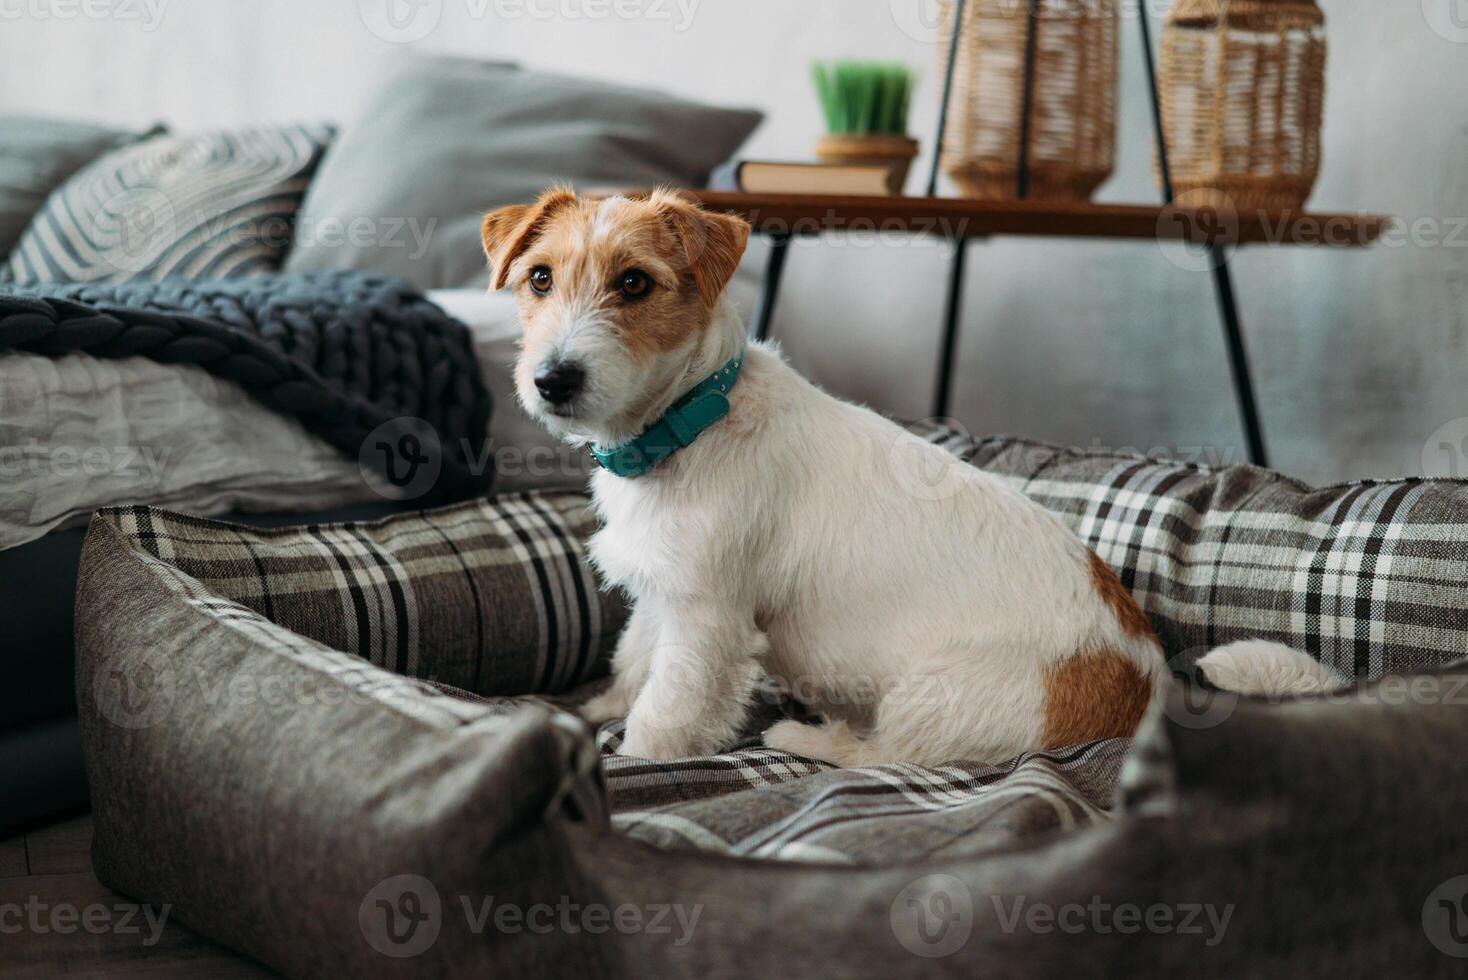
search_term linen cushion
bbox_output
[6,124,332,283]
[93,491,624,696]
[917,423,1468,680]
[284,55,762,288]
[0,114,157,261]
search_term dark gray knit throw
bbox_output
[0,272,493,500]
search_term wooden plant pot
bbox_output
[814,133,920,195]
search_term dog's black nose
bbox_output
[534,363,585,406]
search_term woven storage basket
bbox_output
[938,0,1117,201]
[1160,0,1326,210]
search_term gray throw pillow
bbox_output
[0,114,156,262]
[6,124,332,283]
[284,56,763,289]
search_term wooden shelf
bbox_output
[678,190,1389,248]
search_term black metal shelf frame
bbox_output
[749,0,1269,467]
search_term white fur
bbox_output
[1196,641,1347,696]
[566,299,1175,764]
[512,213,1339,766]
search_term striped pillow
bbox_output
[914,422,1468,681]
[92,491,625,696]
[5,124,330,284]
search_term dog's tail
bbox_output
[1194,641,1348,696]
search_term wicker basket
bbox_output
[938,0,1117,201]
[1160,0,1326,211]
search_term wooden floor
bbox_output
[1,814,278,978]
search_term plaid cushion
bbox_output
[916,422,1468,681]
[93,491,626,696]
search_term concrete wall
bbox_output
[3,0,1465,483]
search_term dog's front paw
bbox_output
[763,719,860,766]
[577,688,630,726]
[762,719,825,758]
[618,722,707,761]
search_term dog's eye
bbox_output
[617,269,651,300]
[529,266,553,295]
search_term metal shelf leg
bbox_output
[751,233,790,342]
[1210,247,1268,466]
[933,238,969,419]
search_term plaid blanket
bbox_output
[596,719,1128,862]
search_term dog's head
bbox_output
[482,186,750,445]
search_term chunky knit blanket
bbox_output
[0,272,493,499]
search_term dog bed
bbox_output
[72,428,1468,978]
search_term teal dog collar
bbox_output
[591,350,744,477]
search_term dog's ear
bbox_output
[482,187,576,291]
[657,195,751,307]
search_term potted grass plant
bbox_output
[812,60,918,195]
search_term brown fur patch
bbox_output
[660,197,751,307]
[1087,550,1156,639]
[483,188,751,361]
[481,186,578,290]
[1040,649,1153,748]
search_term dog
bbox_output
[481,186,1344,766]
